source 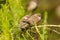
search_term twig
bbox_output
[48,28,60,35]
[38,25,60,27]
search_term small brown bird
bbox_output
[27,0,37,12]
[19,13,41,30]
[27,13,41,25]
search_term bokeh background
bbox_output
[0,0,60,40]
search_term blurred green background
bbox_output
[0,0,60,40]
